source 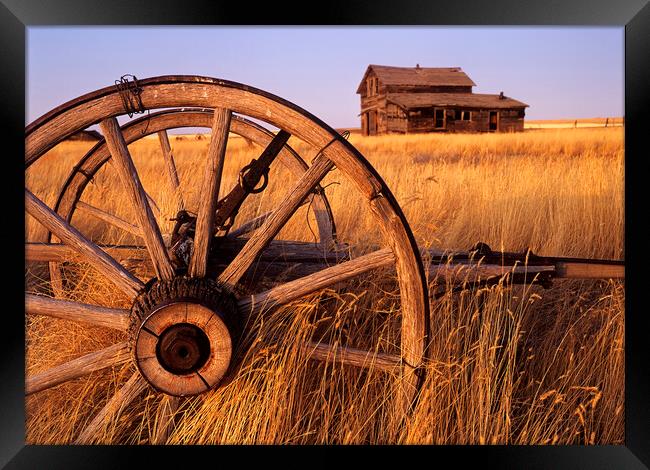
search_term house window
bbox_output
[367,77,379,97]
[461,111,471,121]
[517,109,525,118]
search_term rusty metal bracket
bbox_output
[213,129,291,234]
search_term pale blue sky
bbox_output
[27,27,624,127]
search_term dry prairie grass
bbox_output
[525,117,624,129]
[25,127,624,444]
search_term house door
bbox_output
[489,111,499,131]
[368,110,377,135]
[434,109,445,128]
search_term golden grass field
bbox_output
[25,126,624,444]
[524,117,624,129]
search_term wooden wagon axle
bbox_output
[26,239,624,287]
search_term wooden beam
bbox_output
[556,262,624,279]
[26,243,624,307]
[26,242,146,263]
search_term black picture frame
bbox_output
[3,0,648,467]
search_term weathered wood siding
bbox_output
[382,107,526,134]
[447,109,483,133]
[359,71,388,135]
[494,109,525,132]
[386,104,408,133]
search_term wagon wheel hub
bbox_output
[129,278,239,396]
[156,322,211,374]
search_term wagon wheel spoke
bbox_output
[25,189,144,299]
[25,294,129,331]
[146,192,162,218]
[77,201,141,238]
[301,341,402,372]
[100,117,174,281]
[238,247,401,371]
[219,154,335,287]
[75,372,148,444]
[238,248,393,316]
[226,210,273,239]
[227,194,312,239]
[188,108,232,278]
[158,130,185,212]
[151,395,180,444]
[26,342,131,395]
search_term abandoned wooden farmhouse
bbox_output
[357,64,528,135]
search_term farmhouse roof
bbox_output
[386,92,529,110]
[356,65,476,93]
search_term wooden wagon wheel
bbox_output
[25,75,430,443]
[45,108,338,293]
